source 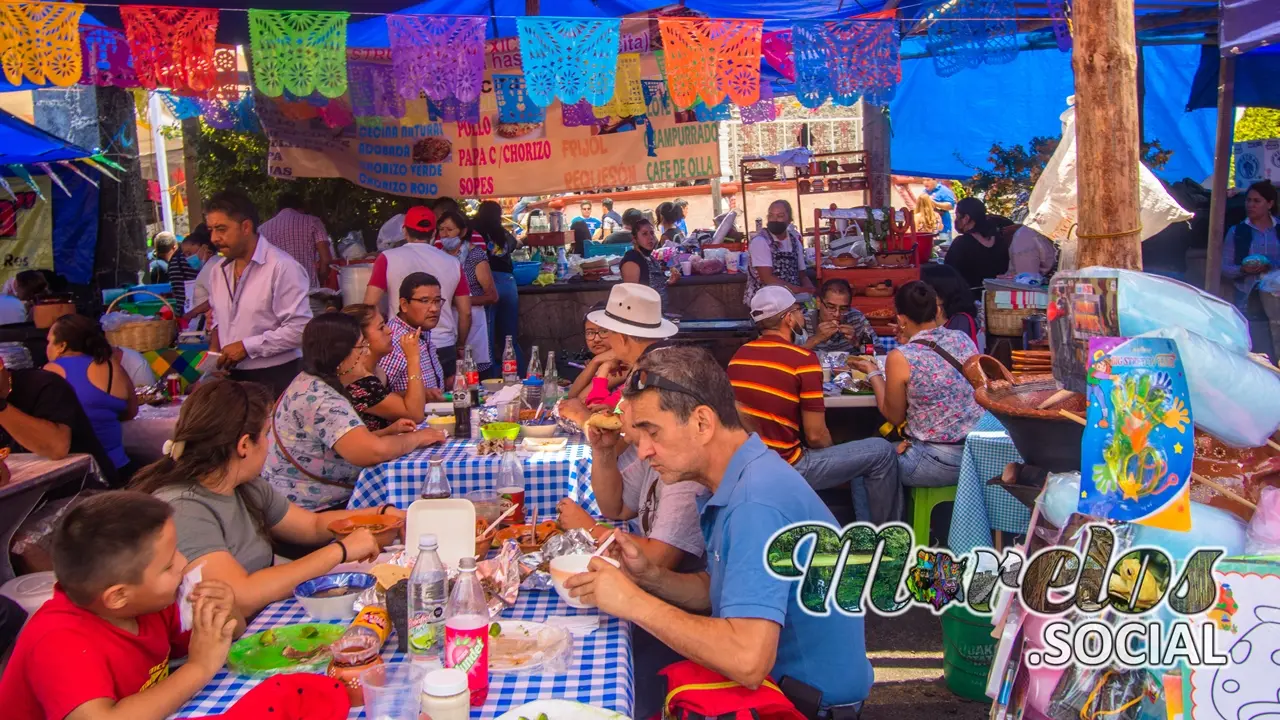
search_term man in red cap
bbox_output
[363,206,472,383]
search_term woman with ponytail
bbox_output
[261,313,446,510]
[45,314,138,480]
[132,379,403,617]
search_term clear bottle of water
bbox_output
[526,345,542,379]
[407,534,448,667]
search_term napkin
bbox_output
[545,614,602,637]
[177,564,202,632]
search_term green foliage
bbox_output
[193,123,408,237]
[962,136,1172,217]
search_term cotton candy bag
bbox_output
[1127,326,1280,447]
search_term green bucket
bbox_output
[939,606,997,701]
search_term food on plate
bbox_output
[475,438,506,456]
[496,121,543,139]
[494,520,561,551]
[866,308,897,320]
[518,409,538,422]
[412,137,452,163]
[583,413,623,431]
[370,563,411,591]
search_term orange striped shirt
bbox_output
[727,339,825,465]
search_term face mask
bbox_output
[187,255,203,270]
[438,237,463,253]
[767,220,789,236]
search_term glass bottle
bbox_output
[502,336,519,386]
[526,345,542,379]
[496,442,525,525]
[542,351,559,408]
[452,372,471,440]
[421,457,451,500]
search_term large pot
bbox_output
[963,355,1086,473]
[331,261,374,308]
[31,295,76,329]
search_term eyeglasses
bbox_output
[821,300,851,314]
[624,368,704,405]
[585,329,612,340]
[407,296,444,308]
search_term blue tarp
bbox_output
[1188,44,1280,111]
[0,108,95,164]
[1220,0,1280,56]
[889,43,1215,183]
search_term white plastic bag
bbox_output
[1025,96,1193,271]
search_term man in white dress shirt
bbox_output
[204,190,312,397]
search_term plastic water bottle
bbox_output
[555,246,569,281]
[444,556,490,706]
[502,336,519,386]
[407,534,448,667]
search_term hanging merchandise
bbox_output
[349,61,405,119]
[248,10,348,99]
[739,84,777,125]
[493,74,544,124]
[657,18,763,110]
[926,0,1019,78]
[0,1,84,87]
[693,100,732,122]
[33,163,69,197]
[426,96,480,125]
[593,54,645,119]
[561,100,607,128]
[793,12,900,109]
[387,15,485,104]
[79,25,137,88]
[1048,0,1072,52]
[6,165,44,202]
[120,6,219,95]
[515,18,621,108]
[57,160,99,188]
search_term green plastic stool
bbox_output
[908,485,957,547]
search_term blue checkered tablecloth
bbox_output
[349,440,600,517]
[174,589,634,718]
[948,413,1034,554]
[875,336,898,353]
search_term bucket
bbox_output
[940,606,997,701]
[332,261,374,308]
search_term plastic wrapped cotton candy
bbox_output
[1126,326,1280,447]
[1073,267,1251,355]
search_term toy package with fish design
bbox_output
[1081,337,1194,531]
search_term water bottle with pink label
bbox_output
[444,556,489,706]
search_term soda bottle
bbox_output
[420,457,451,500]
[453,372,471,439]
[463,347,481,406]
[496,442,525,524]
[542,351,559,408]
[326,605,391,707]
[407,534,448,667]
[444,556,490,706]
[526,345,542,380]
[502,336,519,386]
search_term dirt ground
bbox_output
[861,608,991,720]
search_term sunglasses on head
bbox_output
[624,368,704,405]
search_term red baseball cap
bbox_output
[404,206,436,234]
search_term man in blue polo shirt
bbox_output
[923,178,956,242]
[565,345,873,718]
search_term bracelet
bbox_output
[408,374,421,381]
[336,540,348,564]
[379,503,394,515]
[866,370,886,382]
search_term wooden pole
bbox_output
[1204,55,1236,297]
[1072,0,1143,270]
[862,101,891,208]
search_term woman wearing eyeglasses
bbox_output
[338,304,427,431]
[262,313,446,510]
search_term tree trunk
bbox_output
[1072,0,1142,270]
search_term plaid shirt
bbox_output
[259,208,328,289]
[379,313,445,393]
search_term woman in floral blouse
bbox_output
[262,313,445,510]
[339,304,428,431]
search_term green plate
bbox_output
[226,623,345,677]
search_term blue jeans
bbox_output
[487,271,522,378]
[793,438,899,525]
[898,441,964,488]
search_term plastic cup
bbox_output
[467,490,502,525]
[680,260,693,275]
[360,662,428,720]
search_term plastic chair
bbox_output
[908,485,957,548]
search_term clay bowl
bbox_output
[963,355,1086,474]
[328,515,405,547]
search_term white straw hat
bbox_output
[587,283,678,339]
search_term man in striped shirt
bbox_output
[728,286,898,519]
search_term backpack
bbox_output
[657,661,809,720]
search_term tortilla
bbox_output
[370,563,411,591]
[584,413,623,431]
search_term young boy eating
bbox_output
[0,491,246,720]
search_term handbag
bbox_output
[657,661,808,720]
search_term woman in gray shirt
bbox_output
[131,378,405,617]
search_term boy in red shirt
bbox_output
[0,491,245,720]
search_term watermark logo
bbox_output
[764,521,1229,668]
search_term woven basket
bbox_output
[104,290,177,352]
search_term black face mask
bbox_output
[767,220,789,236]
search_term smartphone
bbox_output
[195,351,221,375]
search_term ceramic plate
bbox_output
[494,699,627,720]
